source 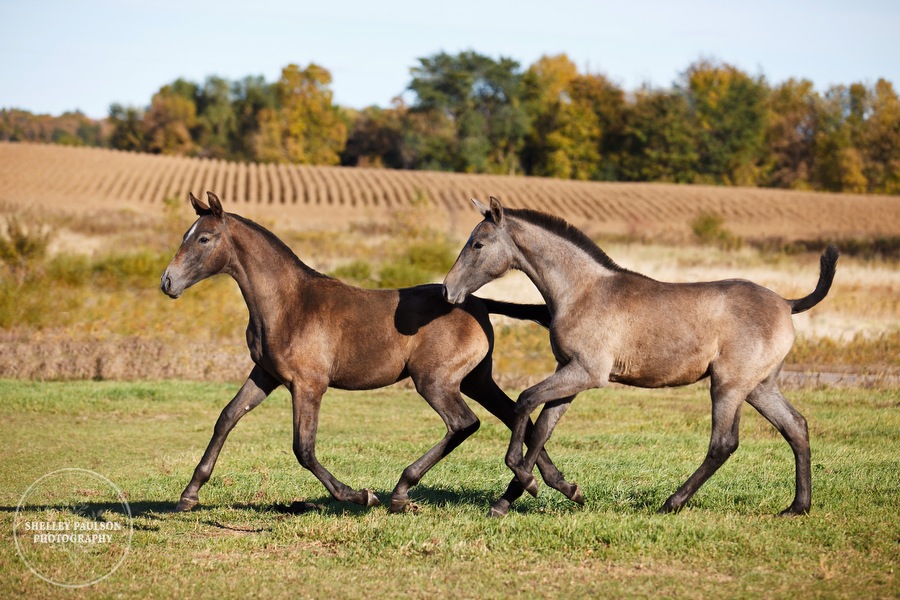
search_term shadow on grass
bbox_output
[1,500,174,532]
[0,485,497,519]
[0,484,672,522]
[404,485,500,509]
[255,485,503,516]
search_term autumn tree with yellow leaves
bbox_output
[17,53,894,195]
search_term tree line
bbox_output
[3,52,899,194]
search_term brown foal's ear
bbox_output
[206,191,224,218]
[190,192,210,215]
[489,196,504,225]
[472,197,491,217]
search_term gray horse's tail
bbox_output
[788,244,839,314]
[477,298,551,329]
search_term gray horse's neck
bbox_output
[508,217,620,314]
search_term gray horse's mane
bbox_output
[506,208,629,273]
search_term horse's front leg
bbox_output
[490,395,578,516]
[460,370,584,516]
[504,361,598,499]
[177,365,280,511]
[290,381,380,508]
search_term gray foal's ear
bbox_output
[190,192,210,216]
[488,196,504,225]
[206,191,225,219]
[472,197,490,217]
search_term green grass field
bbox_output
[1,380,897,599]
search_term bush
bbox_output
[402,239,457,274]
[91,251,170,288]
[45,254,91,286]
[331,260,376,287]
[378,262,432,289]
[691,212,743,250]
[0,216,51,270]
[0,273,83,329]
[376,238,457,288]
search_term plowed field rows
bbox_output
[2,142,898,239]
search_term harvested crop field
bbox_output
[2,142,899,240]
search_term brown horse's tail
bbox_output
[788,244,840,314]
[477,297,551,328]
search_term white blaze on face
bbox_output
[183,221,200,243]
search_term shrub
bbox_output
[331,260,376,287]
[92,251,170,288]
[0,273,83,329]
[0,216,51,270]
[376,237,457,288]
[690,212,743,250]
[45,254,92,286]
[403,239,456,274]
[378,262,432,289]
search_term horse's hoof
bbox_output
[569,482,585,506]
[175,497,198,512]
[657,501,679,514]
[364,489,381,507]
[388,498,407,514]
[388,498,420,514]
[778,504,809,517]
[488,497,511,518]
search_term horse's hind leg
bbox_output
[389,377,480,513]
[746,376,811,515]
[177,365,280,511]
[290,380,380,508]
[462,367,583,515]
[660,378,747,514]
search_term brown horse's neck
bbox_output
[508,217,620,314]
[223,215,324,320]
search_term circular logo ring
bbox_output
[14,468,134,588]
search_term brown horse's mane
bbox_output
[230,212,328,278]
[506,207,629,274]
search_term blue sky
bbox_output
[1,0,898,119]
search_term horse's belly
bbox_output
[331,367,406,391]
[330,349,408,391]
[612,368,710,388]
[611,350,712,388]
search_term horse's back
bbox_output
[581,275,795,387]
